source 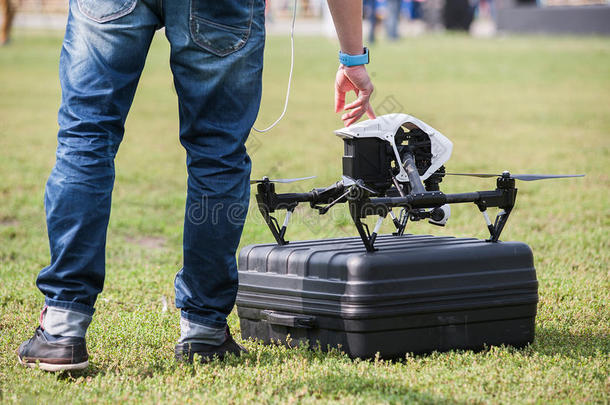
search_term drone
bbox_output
[252,113,584,252]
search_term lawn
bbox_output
[0,29,608,404]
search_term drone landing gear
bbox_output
[255,169,519,253]
[255,178,310,246]
[354,205,451,252]
[258,204,295,246]
[349,211,388,253]
[491,208,512,242]
[476,174,516,242]
[479,207,512,242]
[389,209,409,236]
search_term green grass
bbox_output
[1,30,609,403]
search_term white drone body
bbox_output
[334,113,454,183]
[335,113,454,226]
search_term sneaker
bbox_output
[17,327,89,372]
[175,326,247,363]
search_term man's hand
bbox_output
[335,64,376,127]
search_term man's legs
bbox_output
[27,0,159,344]
[163,0,265,348]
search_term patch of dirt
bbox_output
[0,218,19,227]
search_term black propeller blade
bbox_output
[508,174,585,181]
[444,172,585,181]
[250,175,316,185]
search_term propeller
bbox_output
[250,175,316,185]
[444,171,585,182]
[341,175,378,194]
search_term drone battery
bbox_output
[236,234,538,359]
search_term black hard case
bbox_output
[236,234,538,359]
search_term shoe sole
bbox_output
[18,355,89,372]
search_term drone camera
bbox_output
[429,204,451,227]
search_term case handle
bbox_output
[261,310,316,329]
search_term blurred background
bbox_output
[2,0,610,45]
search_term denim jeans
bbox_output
[35,0,265,340]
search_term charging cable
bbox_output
[252,0,297,133]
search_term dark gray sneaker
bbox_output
[175,326,247,363]
[18,327,89,372]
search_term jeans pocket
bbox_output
[76,0,138,23]
[189,0,255,57]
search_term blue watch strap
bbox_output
[338,47,369,67]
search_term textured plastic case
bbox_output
[236,234,538,359]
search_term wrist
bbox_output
[340,64,366,71]
[338,47,369,67]
[339,45,365,55]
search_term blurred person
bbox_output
[364,0,379,43]
[17,0,375,371]
[0,0,15,45]
[365,0,403,43]
[476,0,496,20]
[386,0,402,40]
[410,0,425,20]
[443,0,474,30]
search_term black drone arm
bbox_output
[255,180,347,245]
[350,176,517,251]
[255,173,518,252]
[367,189,515,211]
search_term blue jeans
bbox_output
[35,0,265,339]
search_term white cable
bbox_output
[252,0,297,133]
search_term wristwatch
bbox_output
[338,47,370,67]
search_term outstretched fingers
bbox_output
[334,65,375,126]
